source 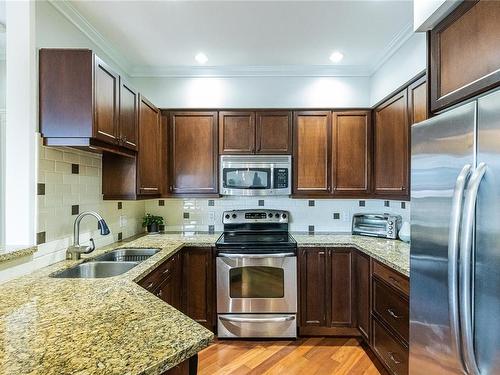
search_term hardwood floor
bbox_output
[198,337,388,375]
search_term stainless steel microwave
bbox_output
[220,155,292,196]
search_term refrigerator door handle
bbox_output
[448,164,472,364]
[459,162,487,375]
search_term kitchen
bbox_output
[0,0,499,374]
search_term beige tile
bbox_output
[45,148,63,161]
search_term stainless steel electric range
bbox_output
[215,209,297,338]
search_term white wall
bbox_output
[132,76,371,109]
[414,0,461,31]
[369,33,426,106]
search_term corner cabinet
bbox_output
[40,49,137,154]
[169,111,219,195]
[219,110,292,154]
[137,96,162,195]
[373,89,409,199]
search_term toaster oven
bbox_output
[352,213,402,239]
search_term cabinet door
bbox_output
[219,111,255,154]
[355,251,370,341]
[293,111,331,196]
[137,95,161,195]
[256,111,292,154]
[373,89,409,198]
[328,249,353,327]
[332,111,371,196]
[119,80,138,151]
[408,76,427,126]
[182,247,214,331]
[170,112,218,194]
[94,56,119,145]
[299,248,328,327]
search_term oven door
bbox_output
[216,252,297,314]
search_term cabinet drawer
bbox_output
[139,255,177,292]
[373,278,409,343]
[373,261,409,296]
[373,318,408,375]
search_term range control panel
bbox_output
[222,209,289,224]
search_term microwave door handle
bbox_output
[459,162,486,375]
[448,163,472,364]
[218,253,295,259]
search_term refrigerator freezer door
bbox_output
[475,90,500,374]
[410,102,475,374]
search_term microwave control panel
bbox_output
[273,168,289,189]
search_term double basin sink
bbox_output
[51,248,160,279]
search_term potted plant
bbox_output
[142,214,164,234]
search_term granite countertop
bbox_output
[0,231,409,375]
[0,245,37,263]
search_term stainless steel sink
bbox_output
[51,261,139,278]
[91,248,160,262]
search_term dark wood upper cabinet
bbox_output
[299,248,328,327]
[373,89,409,199]
[329,249,353,327]
[408,76,427,126]
[293,111,331,196]
[219,111,255,154]
[332,111,371,196]
[182,247,215,332]
[429,0,500,112]
[40,49,137,155]
[170,111,218,195]
[256,111,292,154]
[94,56,119,145]
[119,80,139,151]
[137,96,162,195]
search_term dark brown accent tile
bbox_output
[72,205,79,215]
[117,202,122,210]
[159,200,165,206]
[359,200,365,207]
[308,200,315,207]
[258,200,265,207]
[208,200,215,206]
[333,213,340,220]
[37,183,45,196]
[183,212,189,219]
[36,232,46,245]
[117,232,123,241]
[71,164,79,174]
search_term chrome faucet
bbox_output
[66,211,110,260]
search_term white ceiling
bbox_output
[66,0,414,77]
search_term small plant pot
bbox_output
[147,223,159,233]
[158,224,165,232]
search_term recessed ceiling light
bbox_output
[329,51,344,63]
[195,52,208,64]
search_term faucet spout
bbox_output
[67,211,111,260]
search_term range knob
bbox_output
[282,213,287,219]
[232,213,237,219]
[268,213,273,218]
[275,213,280,218]
[225,214,230,219]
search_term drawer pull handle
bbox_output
[388,276,400,285]
[387,308,402,319]
[163,268,170,274]
[388,352,401,365]
[147,282,154,290]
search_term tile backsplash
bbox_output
[145,196,410,233]
[36,140,145,268]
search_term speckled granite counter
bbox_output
[0,231,408,375]
[0,233,216,375]
[0,245,37,263]
[292,233,410,276]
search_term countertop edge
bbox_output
[0,245,37,264]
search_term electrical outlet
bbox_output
[119,215,128,228]
[208,211,215,223]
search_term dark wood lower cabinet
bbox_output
[161,354,198,375]
[372,318,408,375]
[354,251,371,342]
[181,247,215,332]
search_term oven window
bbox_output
[222,168,271,189]
[229,266,284,298]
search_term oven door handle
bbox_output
[218,253,295,258]
[219,315,295,323]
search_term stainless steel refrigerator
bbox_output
[410,88,500,375]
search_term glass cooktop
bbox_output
[215,231,297,250]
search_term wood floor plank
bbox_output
[199,337,387,375]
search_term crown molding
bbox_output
[129,64,372,78]
[48,0,132,75]
[49,0,413,79]
[369,22,414,75]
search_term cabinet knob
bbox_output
[387,308,402,319]
[388,352,401,365]
[318,251,325,255]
